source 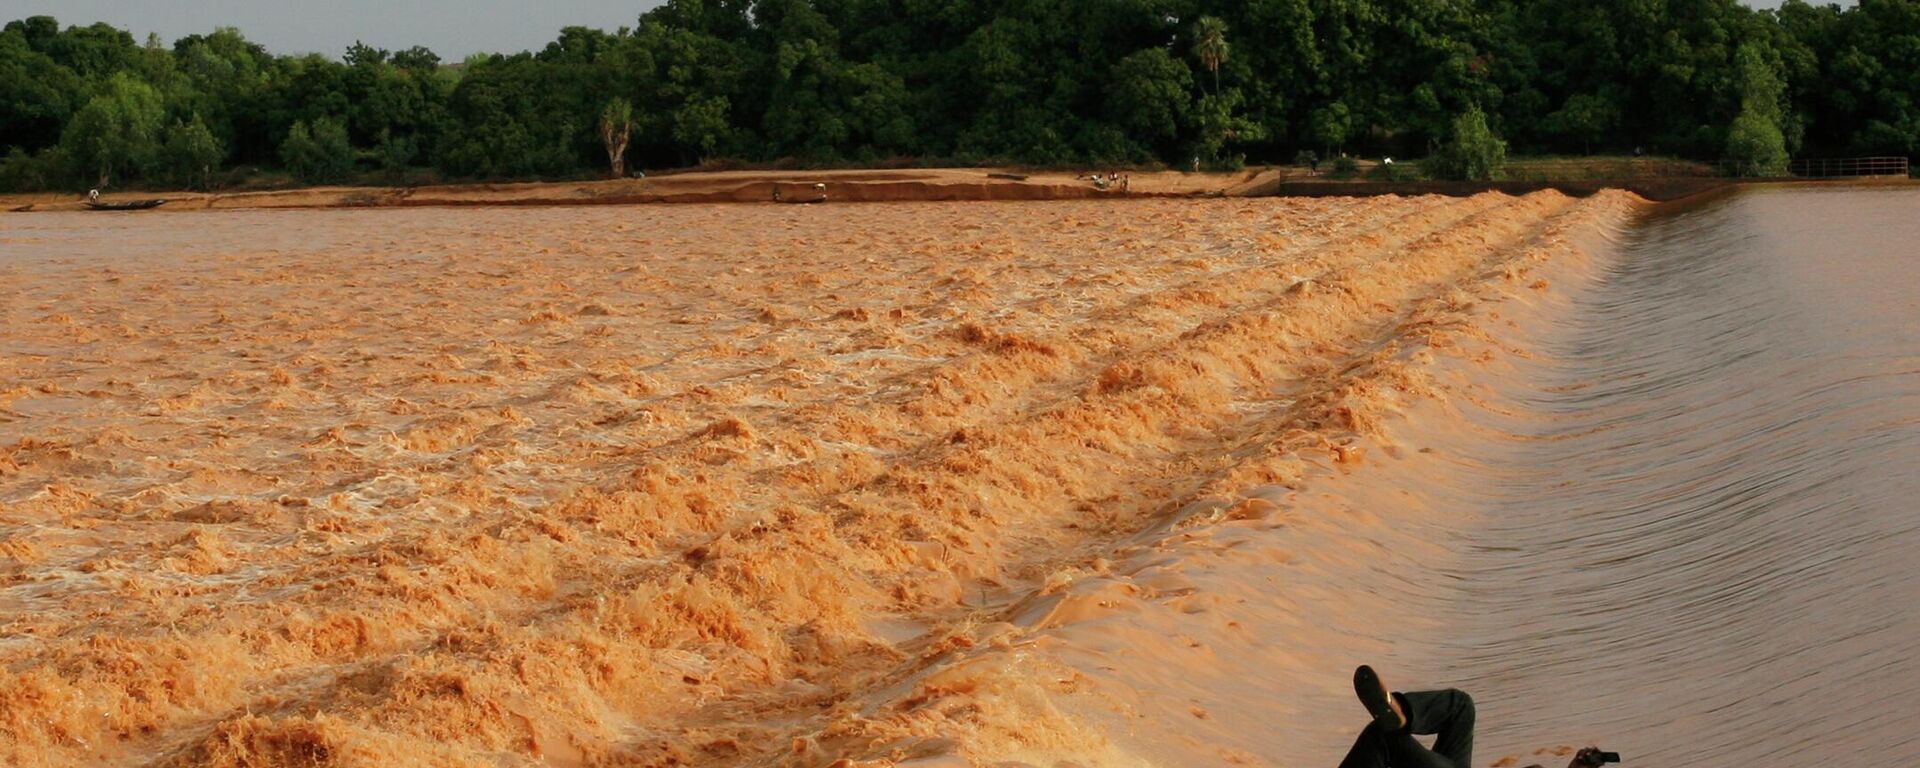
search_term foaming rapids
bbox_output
[1398,185,1920,766]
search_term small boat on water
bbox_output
[85,199,167,211]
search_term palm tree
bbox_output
[1192,16,1230,95]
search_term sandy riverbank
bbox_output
[1,168,1291,213]
[0,191,1640,766]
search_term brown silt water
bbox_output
[0,186,1913,767]
[1413,185,1920,767]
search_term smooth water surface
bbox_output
[1439,185,1920,766]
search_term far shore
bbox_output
[2,167,1287,212]
[9,164,1905,212]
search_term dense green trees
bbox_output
[1727,110,1790,176]
[60,73,162,186]
[1726,43,1791,176]
[280,117,352,183]
[375,128,416,179]
[1779,0,1920,157]
[1544,94,1620,157]
[1430,106,1509,181]
[4,0,1920,191]
[1,28,83,151]
[159,115,221,188]
[1108,49,1192,148]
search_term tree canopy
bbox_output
[2,0,1917,190]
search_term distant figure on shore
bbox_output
[1339,665,1475,768]
[88,189,100,203]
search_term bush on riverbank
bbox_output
[1429,107,1508,181]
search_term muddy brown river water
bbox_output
[0,186,1912,767]
[1418,185,1920,767]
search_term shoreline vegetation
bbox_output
[7,1,1920,197]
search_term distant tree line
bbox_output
[3,0,1917,190]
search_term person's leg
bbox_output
[1346,669,1475,768]
[1398,689,1475,768]
[1336,721,1390,768]
[1339,717,1474,768]
[1338,720,1461,768]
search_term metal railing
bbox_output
[1788,156,1910,178]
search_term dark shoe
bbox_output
[1353,665,1401,731]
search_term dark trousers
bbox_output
[1337,688,1475,768]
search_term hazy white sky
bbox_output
[2,0,1848,61]
[2,1,669,59]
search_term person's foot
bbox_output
[1353,665,1404,731]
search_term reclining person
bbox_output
[1339,665,1475,768]
[1340,666,1615,768]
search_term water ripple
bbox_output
[1430,186,1920,767]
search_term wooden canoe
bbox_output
[85,199,167,211]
